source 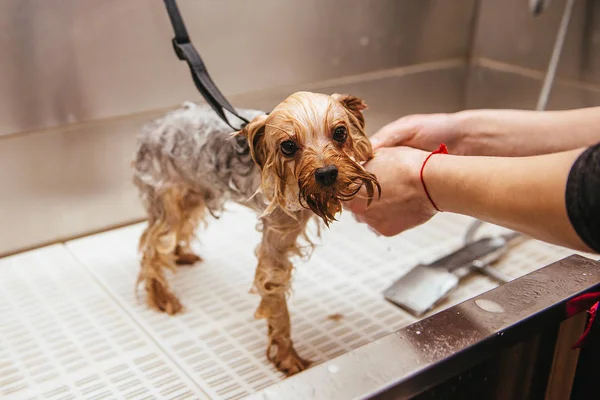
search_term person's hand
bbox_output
[346,146,438,236]
[370,108,600,157]
[370,112,471,153]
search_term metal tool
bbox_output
[383,232,521,317]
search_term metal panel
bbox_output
[472,0,600,84]
[0,0,475,136]
[0,66,466,256]
[465,64,600,110]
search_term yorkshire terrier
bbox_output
[132,91,380,375]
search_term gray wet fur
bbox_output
[132,102,266,216]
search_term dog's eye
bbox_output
[332,126,348,143]
[280,140,298,156]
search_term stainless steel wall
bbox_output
[0,0,476,136]
[0,0,476,255]
[467,0,600,109]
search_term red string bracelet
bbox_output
[420,143,448,212]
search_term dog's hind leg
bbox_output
[138,186,188,314]
[174,191,206,266]
[253,209,312,376]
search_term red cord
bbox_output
[420,143,448,212]
[566,291,600,349]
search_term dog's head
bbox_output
[238,91,380,225]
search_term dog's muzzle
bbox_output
[314,165,338,187]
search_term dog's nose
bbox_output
[314,165,338,186]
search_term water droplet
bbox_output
[475,299,505,313]
[416,330,421,335]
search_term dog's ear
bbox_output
[332,93,368,129]
[332,93,372,162]
[238,114,268,168]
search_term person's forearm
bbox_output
[424,149,591,252]
[455,107,600,157]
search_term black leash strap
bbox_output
[163,0,249,130]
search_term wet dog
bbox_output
[132,91,379,375]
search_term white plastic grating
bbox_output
[1,204,591,399]
[0,245,207,400]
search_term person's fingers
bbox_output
[343,156,380,212]
[354,214,366,224]
[370,123,405,150]
[370,117,418,150]
[343,190,369,214]
[366,225,382,237]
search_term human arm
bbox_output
[347,145,598,253]
[370,107,600,157]
[425,148,589,251]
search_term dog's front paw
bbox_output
[147,278,183,315]
[267,338,311,376]
[175,252,202,266]
[277,348,310,376]
[175,245,202,266]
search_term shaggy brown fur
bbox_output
[132,91,379,375]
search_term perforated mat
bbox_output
[0,245,205,399]
[1,204,589,399]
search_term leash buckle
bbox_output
[171,37,189,61]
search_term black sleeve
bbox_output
[566,142,600,253]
